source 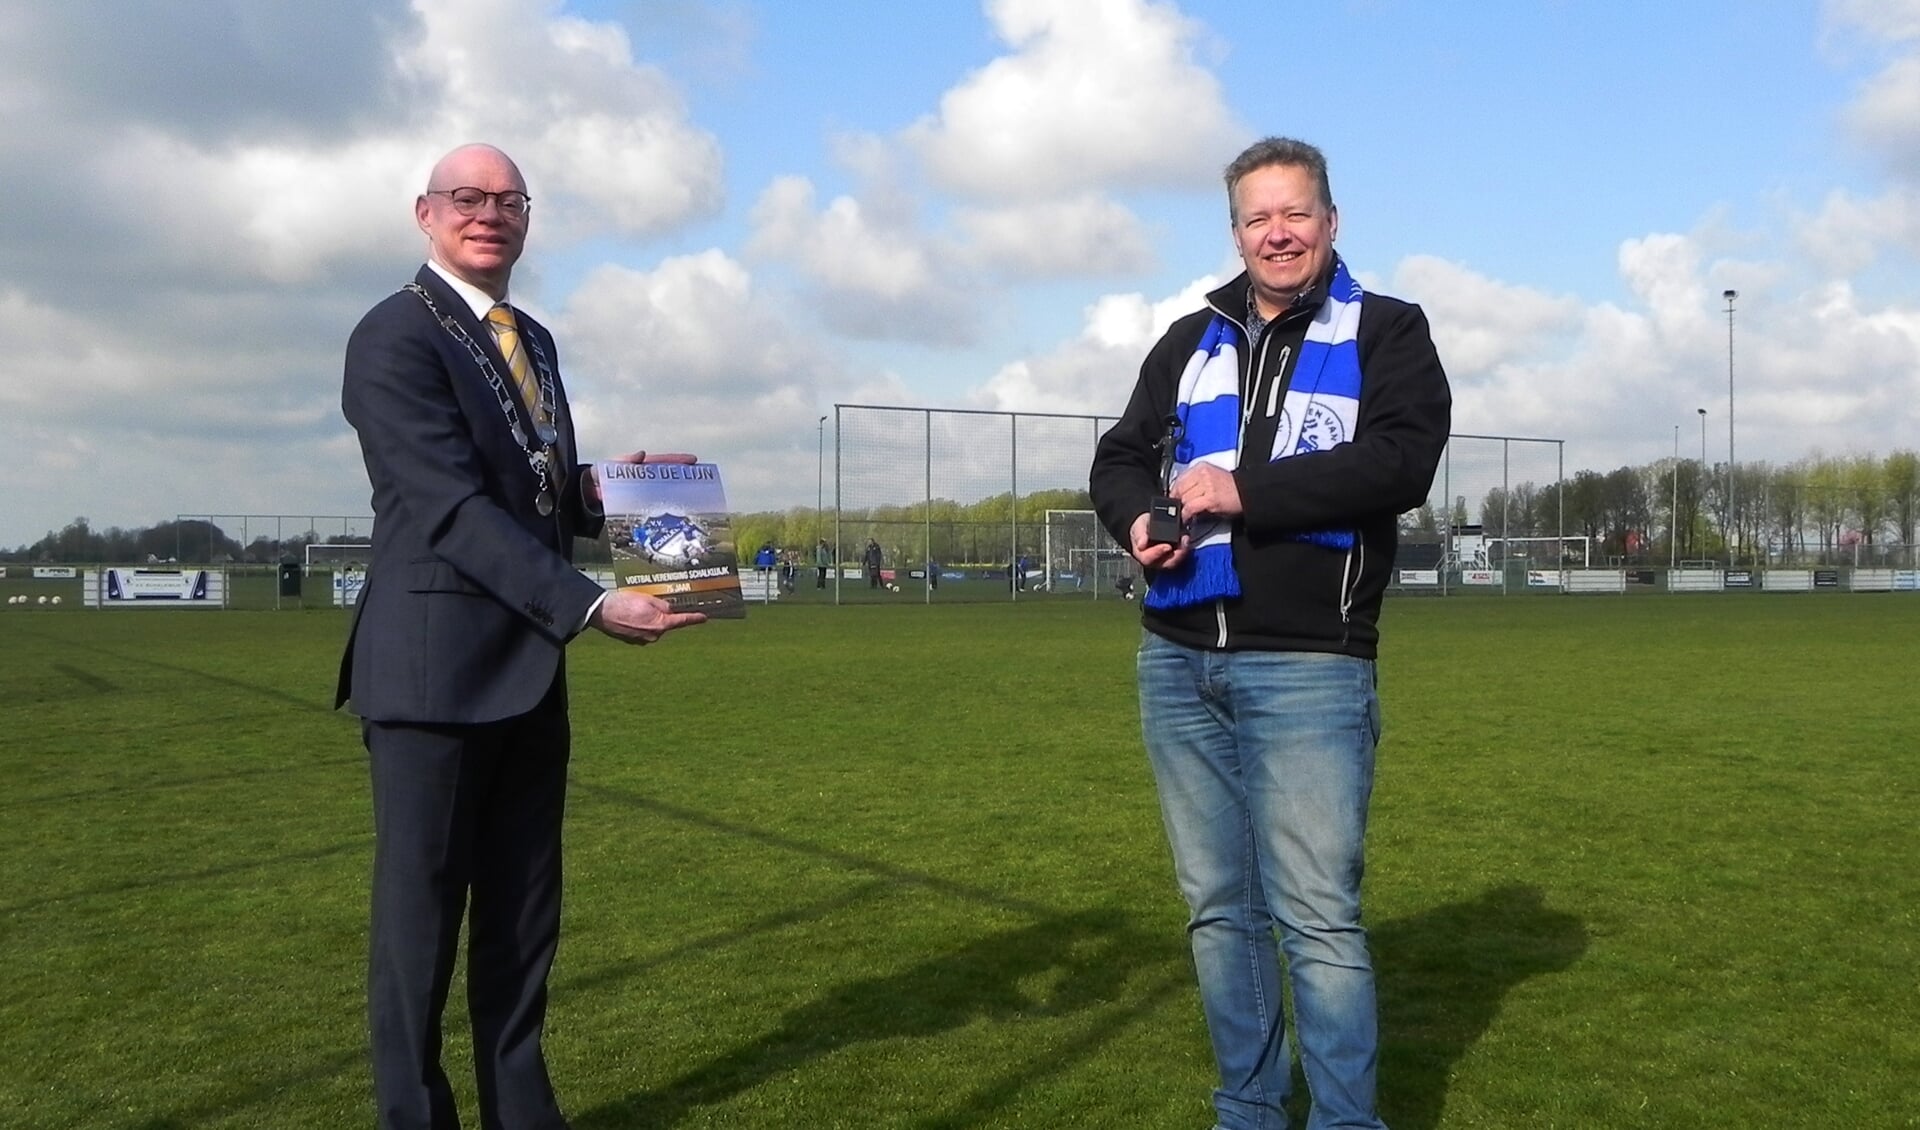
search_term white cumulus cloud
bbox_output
[747,175,979,344]
[974,267,1224,415]
[906,0,1243,200]
[553,251,868,510]
[955,194,1156,278]
[0,0,727,544]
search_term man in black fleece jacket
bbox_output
[1089,137,1449,1130]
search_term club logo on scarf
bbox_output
[1296,403,1346,452]
[1273,403,1349,459]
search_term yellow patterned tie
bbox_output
[486,304,547,428]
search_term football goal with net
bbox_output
[1042,509,1138,599]
[305,543,373,606]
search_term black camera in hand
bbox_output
[1144,496,1184,547]
[1145,414,1185,548]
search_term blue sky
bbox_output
[4,0,1920,547]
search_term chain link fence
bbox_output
[830,411,1576,603]
[1406,434,1570,594]
[32,428,1920,612]
[830,404,1137,603]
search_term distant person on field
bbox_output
[1088,136,1450,1130]
[863,539,883,589]
[815,538,832,589]
[337,142,706,1130]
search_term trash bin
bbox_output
[278,560,301,598]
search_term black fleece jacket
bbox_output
[1089,270,1451,657]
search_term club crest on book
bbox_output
[633,512,711,568]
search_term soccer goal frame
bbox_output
[304,543,374,575]
[1043,509,1137,599]
[1041,509,1094,594]
[1487,535,1590,568]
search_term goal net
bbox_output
[306,543,373,607]
[1487,535,1590,568]
[305,543,373,574]
[1043,510,1137,599]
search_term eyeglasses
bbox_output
[426,187,532,219]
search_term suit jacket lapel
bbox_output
[412,266,539,422]
[522,318,579,496]
[411,267,576,514]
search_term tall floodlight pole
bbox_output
[1724,289,1738,564]
[816,415,827,541]
[1698,407,1708,559]
[1671,424,1679,569]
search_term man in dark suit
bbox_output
[337,142,705,1129]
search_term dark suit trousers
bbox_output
[365,680,572,1130]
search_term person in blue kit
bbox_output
[1090,137,1450,1130]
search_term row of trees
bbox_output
[727,488,1095,572]
[1,488,1103,569]
[0,517,391,567]
[1403,451,1920,565]
[14,452,1918,569]
[3,518,245,565]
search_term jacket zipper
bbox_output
[1266,345,1291,418]
[1210,295,1315,653]
[1220,322,1298,652]
[1338,541,1363,647]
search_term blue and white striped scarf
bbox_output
[1146,257,1365,611]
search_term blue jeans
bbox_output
[1137,632,1386,1130]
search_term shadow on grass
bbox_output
[573,908,1181,1129]
[0,753,365,815]
[558,879,896,997]
[568,781,1059,917]
[1373,883,1588,1130]
[121,1047,364,1130]
[52,661,117,693]
[11,619,347,716]
[1,837,367,915]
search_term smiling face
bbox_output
[415,144,528,298]
[1230,162,1338,320]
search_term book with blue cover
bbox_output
[597,461,745,618]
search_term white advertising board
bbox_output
[332,570,367,607]
[1763,570,1813,592]
[85,568,224,608]
[1397,569,1440,586]
[1565,569,1626,593]
[1461,569,1498,586]
[1669,569,1723,593]
[1852,569,1895,592]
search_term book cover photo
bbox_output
[597,461,745,619]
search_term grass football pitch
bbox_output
[2,595,1916,1129]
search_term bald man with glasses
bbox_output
[338,142,705,1129]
